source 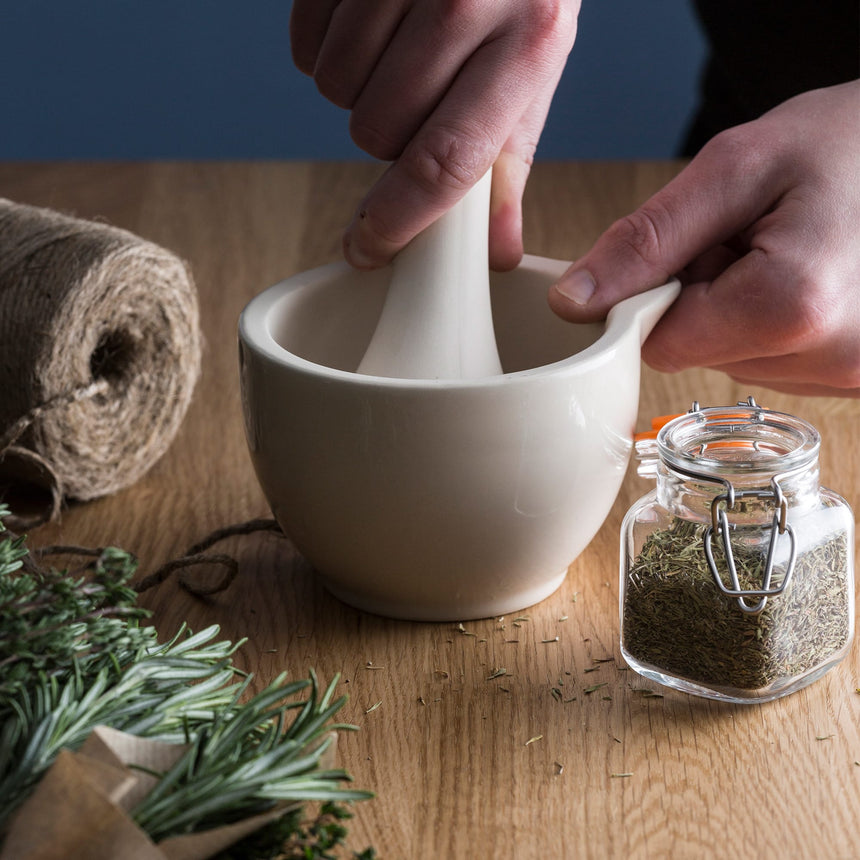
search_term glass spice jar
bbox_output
[620,398,855,703]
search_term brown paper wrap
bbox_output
[0,726,324,860]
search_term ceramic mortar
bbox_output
[239,255,679,621]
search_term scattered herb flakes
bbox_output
[433,669,449,678]
[563,696,577,703]
[584,666,601,674]
[365,661,385,670]
[504,639,520,644]
[542,636,559,644]
[365,701,382,714]
[499,687,512,694]
[558,615,568,622]
[514,616,530,622]
[593,657,615,663]
[572,592,580,603]
[456,622,478,638]
[816,734,835,741]
[417,696,427,706]
[554,762,565,775]
[525,735,543,746]
[584,683,608,695]
[487,667,507,680]
[551,687,563,702]
[611,772,634,779]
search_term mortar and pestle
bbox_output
[239,170,679,621]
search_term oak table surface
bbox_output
[2,161,858,859]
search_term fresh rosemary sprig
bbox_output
[132,670,371,841]
[0,505,373,854]
[0,623,244,826]
[0,522,149,698]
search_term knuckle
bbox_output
[741,256,835,353]
[611,203,672,273]
[433,0,497,32]
[401,126,493,192]
[349,114,403,161]
[292,50,316,76]
[527,0,579,49]
[313,66,356,110]
[699,125,771,183]
[776,277,833,349]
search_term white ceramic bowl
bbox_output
[239,255,678,621]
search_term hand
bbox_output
[548,80,860,397]
[290,0,579,271]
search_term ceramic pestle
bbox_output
[357,169,503,379]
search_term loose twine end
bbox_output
[29,517,285,599]
[0,381,111,531]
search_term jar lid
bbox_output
[657,398,820,481]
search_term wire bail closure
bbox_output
[674,398,798,615]
[703,482,797,614]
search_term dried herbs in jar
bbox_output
[620,399,854,703]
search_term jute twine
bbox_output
[0,198,201,529]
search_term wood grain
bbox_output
[1,161,858,859]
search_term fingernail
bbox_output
[555,268,596,306]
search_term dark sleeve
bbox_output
[682,0,860,154]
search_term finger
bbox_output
[343,14,574,267]
[489,62,565,271]
[547,127,786,322]
[642,250,804,372]
[679,244,741,285]
[488,150,527,271]
[716,371,860,398]
[642,236,860,382]
[347,1,508,159]
[290,0,340,75]
[312,0,409,110]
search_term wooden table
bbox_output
[2,161,859,859]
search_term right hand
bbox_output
[290,0,580,271]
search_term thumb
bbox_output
[547,135,779,322]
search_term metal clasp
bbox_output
[703,479,797,615]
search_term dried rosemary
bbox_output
[622,517,851,690]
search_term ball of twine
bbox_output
[0,198,201,529]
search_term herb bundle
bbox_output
[0,506,373,857]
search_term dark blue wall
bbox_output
[0,1,706,160]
